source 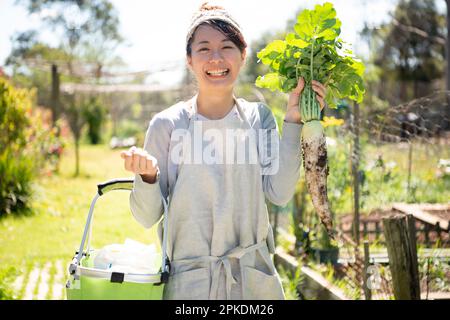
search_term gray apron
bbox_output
[163,95,285,300]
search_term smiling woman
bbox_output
[184,3,248,119]
[186,24,246,119]
[119,1,327,301]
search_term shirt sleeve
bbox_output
[129,115,171,228]
[259,103,303,206]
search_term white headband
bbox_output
[186,8,243,45]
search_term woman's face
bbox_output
[187,24,246,91]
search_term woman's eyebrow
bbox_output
[196,39,233,45]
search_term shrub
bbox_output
[82,97,106,145]
[0,78,35,216]
[115,119,145,147]
[0,77,64,216]
[0,149,35,215]
[0,78,31,154]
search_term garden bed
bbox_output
[275,247,350,300]
[276,225,450,300]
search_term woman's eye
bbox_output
[199,48,209,52]
[223,46,233,49]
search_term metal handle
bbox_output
[97,178,134,195]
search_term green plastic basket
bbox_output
[65,178,170,300]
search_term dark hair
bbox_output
[186,19,247,57]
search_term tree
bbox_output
[82,96,106,144]
[7,0,123,123]
[16,0,122,53]
[64,94,86,177]
[369,0,446,104]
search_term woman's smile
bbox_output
[205,68,230,78]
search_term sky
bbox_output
[0,0,444,86]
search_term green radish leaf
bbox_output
[257,40,286,58]
[255,73,283,91]
[286,33,309,48]
[325,85,340,109]
[283,78,298,92]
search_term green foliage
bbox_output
[255,2,365,109]
[116,119,142,138]
[7,1,124,118]
[34,119,66,175]
[0,150,35,216]
[277,264,304,300]
[82,97,107,145]
[0,79,31,154]
[0,78,64,216]
[313,262,361,299]
[309,224,333,250]
[17,0,123,49]
[0,78,35,216]
[326,136,353,214]
[418,247,450,293]
[373,0,445,82]
[363,0,445,104]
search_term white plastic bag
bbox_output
[93,238,161,274]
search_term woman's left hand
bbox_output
[284,78,327,124]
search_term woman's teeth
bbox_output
[206,69,229,76]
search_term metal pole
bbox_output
[407,140,413,200]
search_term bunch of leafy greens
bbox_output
[255,2,365,121]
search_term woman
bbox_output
[121,3,326,300]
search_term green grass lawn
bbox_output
[0,143,160,267]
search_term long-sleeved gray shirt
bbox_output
[130,98,303,229]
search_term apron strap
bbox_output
[209,240,269,299]
[171,240,269,299]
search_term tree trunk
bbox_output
[75,137,80,177]
[50,64,60,125]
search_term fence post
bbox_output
[351,102,361,245]
[363,240,372,300]
[424,224,430,247]
[382,214,420,300]
[375,221,381,240]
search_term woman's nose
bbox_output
[209,50,223,62]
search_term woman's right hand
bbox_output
[120,146,159,184]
